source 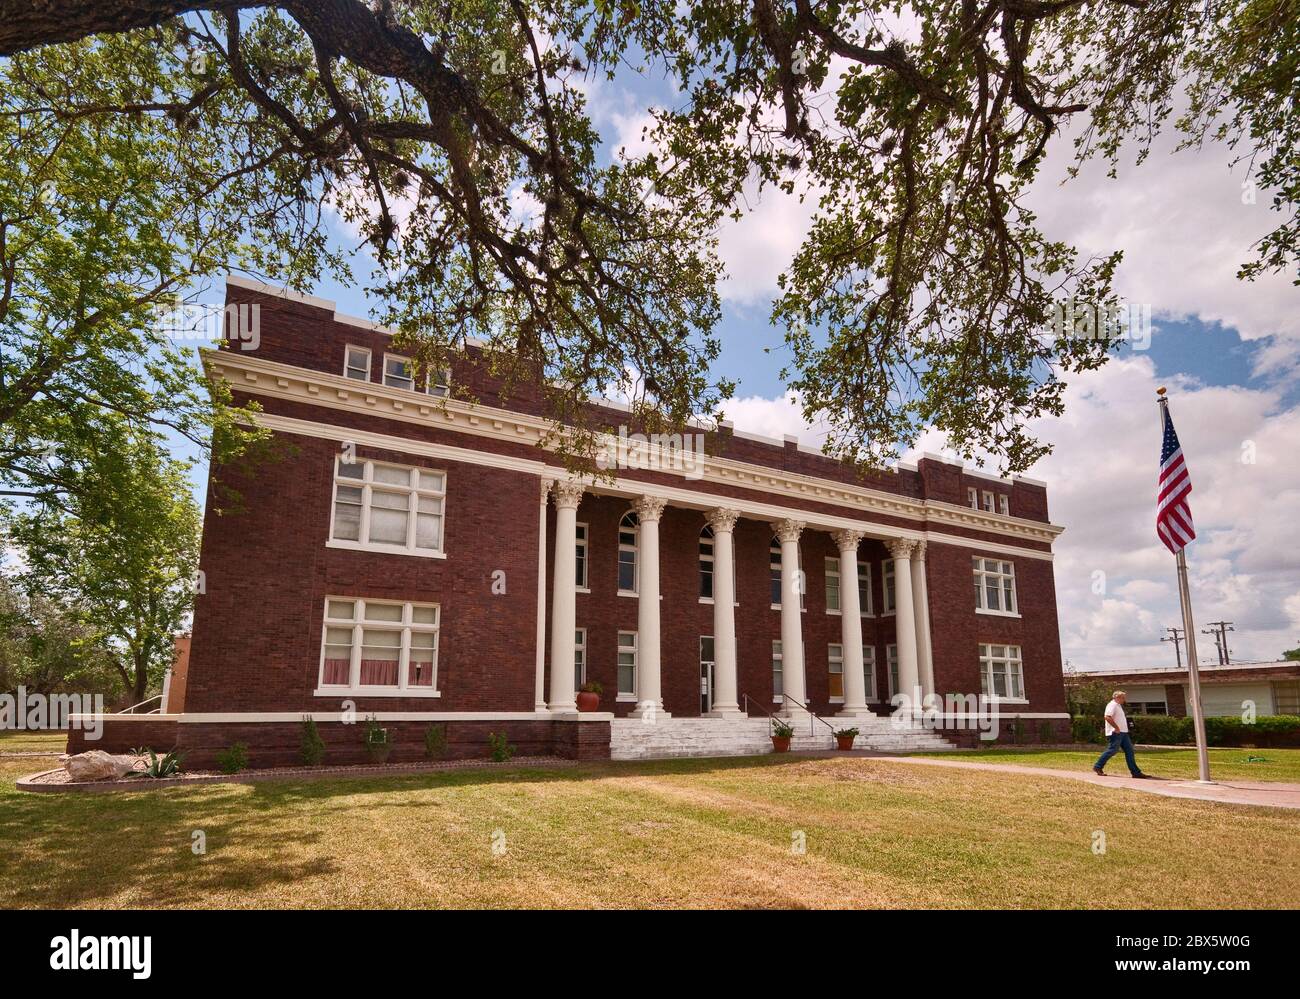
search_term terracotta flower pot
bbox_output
[771,736,792,753]
[576,691,601,712]
[835,735,856,751]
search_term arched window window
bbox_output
[618,511,639,594]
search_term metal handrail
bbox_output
[741,693,793,736]
[777,692,839,737]
[117,695,162,715]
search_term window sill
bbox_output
[615,693,637,702]
[698,598,740,606]
[575,586,591,594]
[976,608,1022,619]
[986,696,1029,705]
[618,590,638,598]
[770,605,808,612]
[326,540,447,560]
[313,686,442,698]
[829,697,845,704]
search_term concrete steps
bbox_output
[609,713,956,760]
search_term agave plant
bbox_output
[130,747,184,778]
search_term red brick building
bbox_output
[75,277,1071,765]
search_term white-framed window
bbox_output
[699,526,737,605]
[973,557,1018,615]
[829,643,876,703]
[318,597,439,696]
[382,353,451,396]
[998,494,1010,516]
[700,526,715,600]
[574,628,587,690]
[329,457,446,557]
[618,511,638,594]
[344,345,372,381]
[982,489,996,513]
[617,631,637,698]
[883,559,897,613]
[857,561,872,616]
[771,639,783,701]
[967,486,979,510]
[979,643,1025,700]
[828,642,844,702]
[825,557,842,613]
[886,643,899,699]
[770,536,804,610]
[575,522,589,591]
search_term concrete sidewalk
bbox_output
[815,752,1300,810]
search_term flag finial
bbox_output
[1156,386,1167,396]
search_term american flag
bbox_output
[1157,406,1196,554]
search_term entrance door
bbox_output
[700,637,715,714]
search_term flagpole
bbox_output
[1157,387,1212,784]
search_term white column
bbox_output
[887,538,921,714]
[705,508,742,719]
[772,518,807,715]
[911,540,935,701]
[534,478,552,711]
[630,495,667,720]
[832,528,870,717]
[547,480,584,713]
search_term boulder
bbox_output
[64,750,136,782]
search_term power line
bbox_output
[1202,620,1235,666]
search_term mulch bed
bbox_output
[17,755,576,794]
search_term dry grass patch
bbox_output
[1,754,1296,909]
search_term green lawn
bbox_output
[0,731,66,755]
[919,746,1300,783]
[1,752,1297,909]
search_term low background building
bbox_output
[1067,661,1300,717]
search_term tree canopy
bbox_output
[0,0,1293,472]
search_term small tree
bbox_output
[2,422,200,705]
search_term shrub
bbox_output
[363,715,388,746]
[1065,679,1113,718]
[216,742,249,775]
[1071,715,1105,745]
[424,723,448,760]
[1010,717,1026,744]
[1130,714,1192,745]
[771,720,794,739]
[1037,721,1054,744]
[487,731,515,763]
[300,715,325,766]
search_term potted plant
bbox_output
[576,680,603,712]
[834,727,859,751]
[363,715,391,764]
[771,719,794,753]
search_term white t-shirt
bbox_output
[1104,699,1129,736]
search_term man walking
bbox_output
[1093,691,1149,778]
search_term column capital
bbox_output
[705,507,740,533]
[632,494,668,522]
[831,528,865,552]
[770,517,805,544]
[551,479,585,510]
[913,539,927,561]
[539,477,554,502]
[886,537,918,561]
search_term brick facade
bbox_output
[70,278,1068,765]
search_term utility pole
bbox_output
[1161,626,1185,667]
[1202,621,1235,665]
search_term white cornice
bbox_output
[205,351,1063,548]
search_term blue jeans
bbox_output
[1094,732,1142,775]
